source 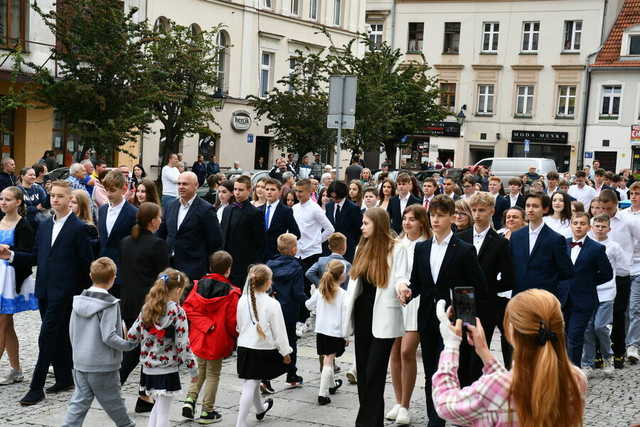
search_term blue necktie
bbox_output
[265,204,271,231]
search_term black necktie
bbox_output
[335,204,341,222]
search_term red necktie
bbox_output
[424,198,429,210]
[570,241,583,248]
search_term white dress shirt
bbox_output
[608,209,640,276]
[305,288,347,338]
[568,184,596,208]
[399,193,410,214]
[216,203,228,224]
[472,225,490,254]
[293,199,335,259]
[570,236,586,264]
[509,194,520,208]
[105,199,125,236]
[543,216,572,238]
[177,194,196,230]
[423,195,434,209]
[547,186,559,198]
[264,200,279,229]
[430,231,452,284]
[528,222,544,254]
[622,207,640,275]
[594,238,625,302]
[52,211,73,246]
[161,165,180,197]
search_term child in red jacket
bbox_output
[182,250,241,424]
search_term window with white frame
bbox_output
[260,52,273,97]
[262,0,272,8]
[369,23,384,49]
[516,85,535,116]
[290,0,299,16]
[216,31,230,94]
[443,22,460,54]
[440,83,456,113]
[563,20,582,51]
[600,85,622,118]
[477,84,495,114]
[407,23,424,52]
[333,0,341,26]
[630,35,640,55]
[522,22,539,52]
[557,85,576,117]
[309,0,318,20]
[482,22,499,52]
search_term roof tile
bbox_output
[593,0,640,67]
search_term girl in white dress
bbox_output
[543,191,573,238]
[387,204,431,425]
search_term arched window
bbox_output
[190,23,203,38]
[153,16,170,33]
[216,30,230,94]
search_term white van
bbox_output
[474,157,557,184]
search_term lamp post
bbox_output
[456,108,466,125]
[212,88,226,112]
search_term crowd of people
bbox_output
[0,151,638,427]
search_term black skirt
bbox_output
[237,347,288,380]
[316,333,346,357]
[139,371,181,395]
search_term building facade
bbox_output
[143,0,366,177]
[584,0,640,172]
[367,0,623,173]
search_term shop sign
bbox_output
[231,110,252,132]
[511,130,568,144]
[584,151,593,159]
[416,121,461,137]
[632,125,640,143]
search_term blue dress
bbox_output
[0,228,38,314]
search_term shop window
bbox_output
[52,112,84,167]
[443,22,460,54]
[0,0,27,48]
[407,22,424,52]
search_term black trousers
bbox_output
[353,292,394,427]
[495,296,513,369]
[31,297,73,391]
[298,254,320,322]
[285,321,298,379]
[612,275,631,358]
[420,330,445,427]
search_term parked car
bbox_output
[45,167,70,182]
[474,157,557,185]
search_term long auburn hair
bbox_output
[399,204,432,240]
[319,260,344,303]
[505,289,584,427]
[246,264,272,340]
[350,207,395,288]
[134,178,160,207]
[142,268,186,328]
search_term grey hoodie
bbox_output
[70,289,137,372]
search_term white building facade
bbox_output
[367,0,623,173]
[584,0,640,172]
[143,0,366,176]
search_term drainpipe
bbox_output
[579,52,598,171]
[390,0,397,49]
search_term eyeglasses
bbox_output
[454,211,469,217]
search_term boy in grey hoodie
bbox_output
[62,258,137,427]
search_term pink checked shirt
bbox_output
[432,348,587,426]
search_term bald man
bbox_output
[158,171,222,281]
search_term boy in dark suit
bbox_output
[325,181,362,262]
[97,170,137,297]
[504,177,525,208]
[4,180,93,405]
[221,175,265,287]
[509,192,574,298]
[560,212,613,366]
[259,178,300,261]
[488,176,509,229]
[397,195,486,427]
[387,173,421,234]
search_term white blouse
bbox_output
[305,288,347,338]
[237,292,292,356]
[543,216,572,238]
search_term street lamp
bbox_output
[212,88,226,111]
[456,108,466,125]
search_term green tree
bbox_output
[249,49,336,158]
[146,21,224,163]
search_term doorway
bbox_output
[438,149,454,166]
[469,147,495,165]
[254,136,271,170]
[594,151,617,173]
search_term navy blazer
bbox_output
[259,201,300,262]
[13,213,93,301]
[158,196,222,281]
[325,199,362,262]
[510,224,574,299]
[559,237,613,311]
[387,194,421,235]
[492,195,510,229]
[409,235,487,335]
[98,201,137,284]
[502,194,525,209]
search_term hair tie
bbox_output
[536,322,558,346]
[159,274,169,285]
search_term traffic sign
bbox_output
[524,139,530,153]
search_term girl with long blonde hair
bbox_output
[344,207,406,426]
[126,268,196,427]
[305,260,348,406]
[432,289,587,427]
[235,264,292,427]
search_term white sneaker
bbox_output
[0,369,23,385]
[602,358,614,375]
[627,345,639,364]
[396,407,411,425]
[385,403,401,421]
[295,322,305,338]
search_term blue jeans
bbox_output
[582,300,614,367]
[627,275,640,348]
[161,195,176,211]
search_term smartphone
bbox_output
[453,287,476,326]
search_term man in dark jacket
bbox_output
[269,157,296,183]
[206,155,220,177]
[0,157,17,192]
[192,155,208,187]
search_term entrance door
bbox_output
[438,149,454,166]
[254,136,271,170]
[632,147,640,172]
[469,147,495,165]
[594,151,617,172]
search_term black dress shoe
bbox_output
[318,395,331,405]
[45,382,74,393]
[256,398,273,421]
[19,389,45,406]
[135,397,155,413]
[329,379,343,395]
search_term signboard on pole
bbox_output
[327,75,358,179]
[524,139,530,153]
[632,125,640,143]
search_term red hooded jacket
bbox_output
[183,273,241,360]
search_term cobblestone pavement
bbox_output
[1,310,639,426]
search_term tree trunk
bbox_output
[384,140,398,169]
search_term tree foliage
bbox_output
[249,49,336,157]
[146,22,224,164]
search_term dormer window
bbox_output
[630,35,640,55]
[621,25,640,57]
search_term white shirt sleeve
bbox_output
[269,301,293,357]
[316,207,335,243]
[305,291,318,311]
